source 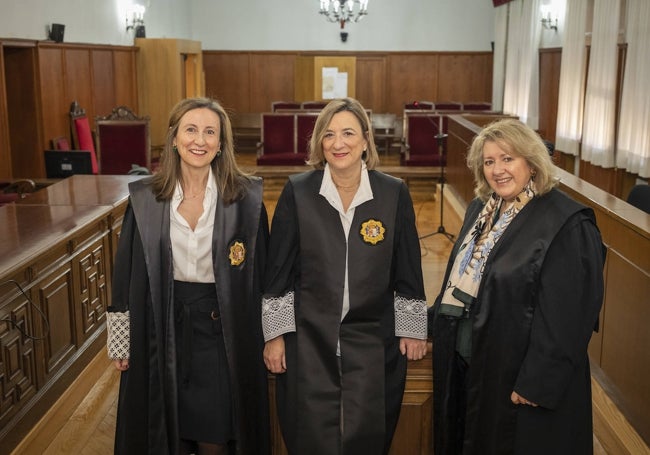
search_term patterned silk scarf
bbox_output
[439,182,536,318]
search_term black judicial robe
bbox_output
[108,177,270,455]
[430,188,605,455]
[265,170,426,455]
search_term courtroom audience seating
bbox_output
[257,113,307,165]
[401,111,445,166]
[272,101,301,111]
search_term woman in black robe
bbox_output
[430,118,605,454]
[106,97,270,455]
[262,98,428,455]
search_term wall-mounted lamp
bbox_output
[126,4,146,34]
[540,11,558,31]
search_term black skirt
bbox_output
[174,280,232,444]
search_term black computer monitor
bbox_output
[44,150,94,178]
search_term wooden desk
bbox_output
[16,174,144,207]
[0,175,138,453]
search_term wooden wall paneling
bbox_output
[37,46,68,157]
[113,49,138,110]
[0,45,11,178]
[0,281,39,429]
[73,237,110,344]
[64,48,95,129]
[250,53,296,113]
[4,45,41,178]
[538,48,561,141]
[356,55,387,113]
[91,49,115,119]
[437,53,493,104]
[37,263,77,379]
[386,54,439,116]
[203,52,252,113]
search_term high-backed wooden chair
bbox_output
[69,101,99,174]
[371,113,397,155]
[95,106,151,175]
[401,112,445,166]
[256,113,305,165]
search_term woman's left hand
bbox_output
[399,337,428,360]
[511,391,538,407]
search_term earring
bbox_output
[173,145,178,153]
[216,149,222,157]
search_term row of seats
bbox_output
[404,100,492,111]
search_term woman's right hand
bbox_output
[264,336,287,374]
[113,359,129,371]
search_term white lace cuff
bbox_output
[107,311,130,360]
[262,291,296,342]
[394,295,428,339]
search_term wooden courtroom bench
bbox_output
[0,174,144,454]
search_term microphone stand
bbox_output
[421,132,455,242]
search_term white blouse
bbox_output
[169,169,218,283]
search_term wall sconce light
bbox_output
[540,11,558,31]
[126,4,146,33]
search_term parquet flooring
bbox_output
[11,151,607,454]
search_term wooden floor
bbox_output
[10,151,607,454]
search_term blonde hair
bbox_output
[306,98,379,169]
[467,118,558,201]
[150,97,249,204]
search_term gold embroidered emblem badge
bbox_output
[229,241,246,266]
[360,219,385,245]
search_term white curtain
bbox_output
[491,4,508,112]
[502,0,542,129]
[554,0,588,156]
[616,0,650,178]
[581,0,621,168]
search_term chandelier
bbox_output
[319,0,369,29]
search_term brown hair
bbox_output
[150,97,249,204]
[467,118,559,201]
[306,98,379,169]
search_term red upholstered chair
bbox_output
[51,136,71,150]
[296,113,318,158]
[69,101,99,174]
[95,106,151,175]
[401,112,445,166]
[272,101,301,112]
[256,113,305,165]
[462,102,492,111]
[404,101,434,110]
[300,101,328,110]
